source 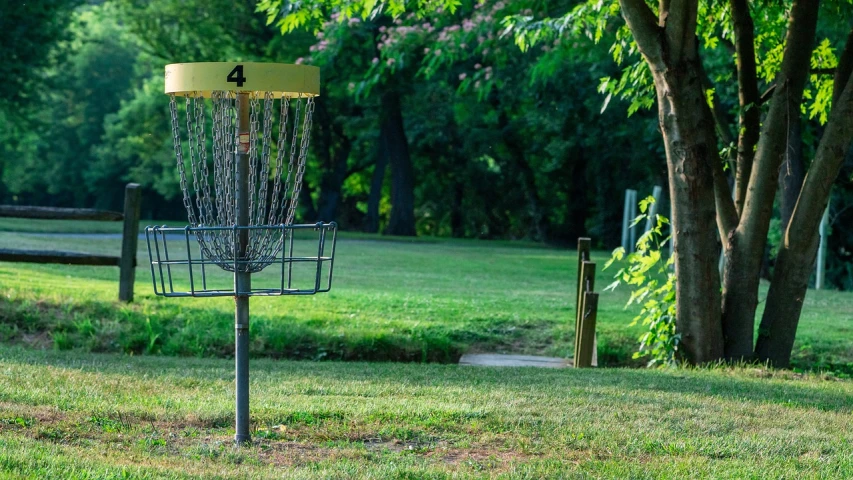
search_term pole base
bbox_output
[234,434,252,446]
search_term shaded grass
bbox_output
[0,346,852,478]
[0,223,852,371]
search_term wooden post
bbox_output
[576,291,599,368]
[574,260,596,365]
[118,183,141,302]
[575,238,591,331]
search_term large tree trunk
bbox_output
[620,0,724,363]
[381,90,416,236]
[719,0,818,361]
[363,137,387,234]
[778,117,805,231]
[316,139,352,222]
[755,37,853,367]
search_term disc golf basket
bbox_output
[145,62,337,445]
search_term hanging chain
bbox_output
[286,96,315,226]
[168,90,317,273]
[170,94,198,227]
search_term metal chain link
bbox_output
[286,96,315,226]
[168,89,316,273]
[170,94,198,227]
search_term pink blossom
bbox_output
[424,47,430,54]
[434,49,442,56]
[348,17,360,25]
[475,80,481,88]
[475,63,482,69]
[460,43,467,49]
[482,48,489,56]
[317,31,324,39]
[485,72,492,80]
[372,57,379,64]
[379,26,387,32]
[386,58,396,66]
[459,73,467,80]
[348,82,355,89]
[295,57,304,64]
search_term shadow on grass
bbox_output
[2,347,851,415]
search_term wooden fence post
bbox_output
[575,238,591,338]
[576,292,599,367]
[574,260,596,364]
[119,183,141,302]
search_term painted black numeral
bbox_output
[227,65,246,87]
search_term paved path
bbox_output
[459,353,570,368]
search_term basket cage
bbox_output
[145,222,337,297]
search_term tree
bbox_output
[512,0,853,366]
[260,0,853,367]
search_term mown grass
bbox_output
[0,346,851,478]
[0,217,852,371]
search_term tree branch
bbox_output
[698,52,738,240]
[618,0,663,67]
[729,0,760,218]
[739,0,820,237]
[787,72,853,249]
[660,0,698,63]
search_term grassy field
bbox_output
[0,346,852,478]
[0,218,852,371]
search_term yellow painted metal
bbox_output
[165,62,320,98]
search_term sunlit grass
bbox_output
[0,347,851,478]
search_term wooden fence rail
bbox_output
[0,183,141,302]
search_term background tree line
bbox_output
[2,0,852,295]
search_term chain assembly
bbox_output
[168,91,315,272]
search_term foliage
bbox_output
[0,0,82,113]
[605,197,678,367]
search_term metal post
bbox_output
[621,190,631,251]
[644,185,663,233]
[234,93,252,445]
[816,204,829,290]
[628,190,638,252]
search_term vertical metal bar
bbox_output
[145,227,161,295]
[314,225,326,292]
[234,93,252,446]
[621,190,631,251]
[644,185,662,234]
[816,203,829,290]
[628,190,639,252]
[185,227,195,296]
[287,228,295,289]
[159,228,174,294]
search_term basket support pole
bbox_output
[235,93,252,445]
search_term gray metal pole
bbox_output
[628,189,638,252]
[235,93,252,445]
[816,204,829,290]
[644,185,663,233]
[621,190,631,252]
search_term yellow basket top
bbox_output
[165,62,320,98]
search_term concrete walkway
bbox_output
[459,353,570,368]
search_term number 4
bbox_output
[227,65,246,87]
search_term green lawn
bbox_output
[0,219,852,371]
[0,346,851,479]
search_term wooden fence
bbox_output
[573,237,599,368]
[0,183,142,302]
